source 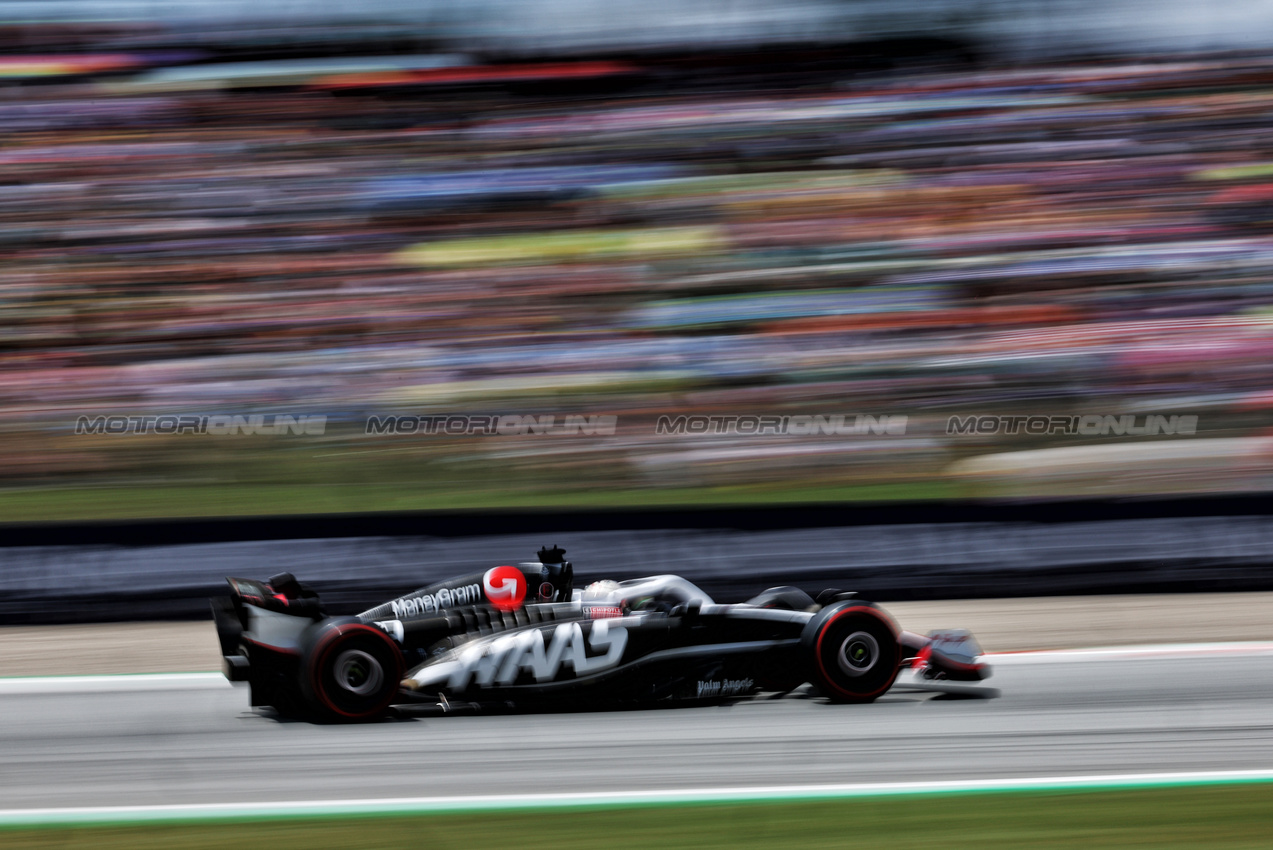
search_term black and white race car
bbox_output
[211,546,990,721]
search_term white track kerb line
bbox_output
[989,642,1273,664]
[5,772,1273,827]
[5,642,1273,827]
[0,673,229,693]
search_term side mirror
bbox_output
[815,588,857,606]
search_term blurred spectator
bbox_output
[3,41,1273,507]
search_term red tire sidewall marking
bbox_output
[310,624,402,719]
[814,606,899,701]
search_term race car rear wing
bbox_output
[223,575,325,619]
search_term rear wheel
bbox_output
[802,604,901,703]
[303,622,403,721]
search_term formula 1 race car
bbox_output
[211,546,990,721]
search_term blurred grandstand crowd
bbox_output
[4,27,1273,508]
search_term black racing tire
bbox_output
[302,620,404,722]
[801,603,901,704]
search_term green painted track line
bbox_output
[4,771,1273,828]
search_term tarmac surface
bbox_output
[2,593,1272,811]
[2,649,1273,808]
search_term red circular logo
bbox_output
[483,566,527,612]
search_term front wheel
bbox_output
[801,603,901,703]
[302,620,403,721]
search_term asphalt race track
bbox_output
[2,647,1273,812]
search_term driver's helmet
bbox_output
[582,580,621,600]
[580,580,626,618]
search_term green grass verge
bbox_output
[0,479,958,522]
[5,787,1273,849]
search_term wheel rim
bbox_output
[333,649,384,696]
[836,631,880,677]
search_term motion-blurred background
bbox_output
[5,0,1273,521]
[8,13,1273,844]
